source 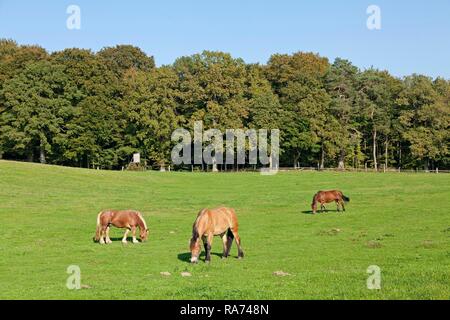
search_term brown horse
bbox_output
[189,207,244,263]
[311,190,350,214]
[93,210,149,244]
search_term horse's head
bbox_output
[189,238,201,263]
[140,228,149,242]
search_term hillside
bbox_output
[0,160,449,299]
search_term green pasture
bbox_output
[0,160,449,299]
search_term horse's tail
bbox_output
[93,211,103,242]
[342,195,350,202]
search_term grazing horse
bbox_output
[189,207,244,263]
[311,190,350,214]
[93,210,149,244]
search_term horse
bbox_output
[93,210,149,244]
[189,207,244,263]
[311,190,350,214]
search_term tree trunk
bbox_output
[338,149,345,170]
[372,129,377,171]
[39,145,46,164]
[293,151,300,169]
[384,138,388,169]
[320,144,325,169]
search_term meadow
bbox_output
[0,160,449,299]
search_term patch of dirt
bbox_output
[318,228,341,236]
[81,284,92,289]
[273,270,291,277]
[366,240,383,249]
[160,272,171,276]
[421,240,436,249]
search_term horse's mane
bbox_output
[192,208,207,241]
[136,211,148,230]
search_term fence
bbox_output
[130,164,450,174]
[277,167,450,174]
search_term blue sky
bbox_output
[1,0,449,78]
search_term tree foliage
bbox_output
[0,40,449,170]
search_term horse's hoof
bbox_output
[122,241,128,245]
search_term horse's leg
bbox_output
[221,232,228,259]
[202,235,212,263]
[122,229,130,244]
[131,226,139,244]
[99,225,107,244]
[340,200,345,212]
[230,228,244,259]
[335,200,340,212]
[105,226,112,244]
[225,229,234,258]
[220,232,227,259]
[320,203,325,212]
[312,200,317,214]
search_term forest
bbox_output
[0,39,449,170]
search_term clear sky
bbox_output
[1,0,449,78]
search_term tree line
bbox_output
[0,39,449,170]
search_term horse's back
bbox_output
[100,209,141,228]
[314,190,343,203]
[195,207,237,235]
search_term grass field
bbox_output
[0,160,449,300]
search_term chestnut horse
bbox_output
[311,190,350,214]
[93,210,149,244]
[189,207,244,263]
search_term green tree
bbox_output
[326,58,360,169]
[120,67,182,170]
[174,51,250,170]
[0,61,75,163]
[266,52,332,168]
[398,75,450,169]
[98,45,155,77]
[357,69,401,170]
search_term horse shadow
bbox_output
[95,237,142,242]
[301,209,341,215]
[177,252,224,263]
